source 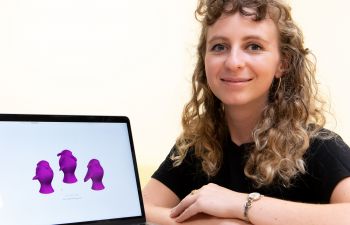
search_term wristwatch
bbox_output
[243,192,263,222]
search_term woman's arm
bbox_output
[171,178,350,225]
[142,178,250,225]
[249,177,350,225]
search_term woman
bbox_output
[142,0,350,224]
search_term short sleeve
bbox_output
[306,135,350,201]
[151,145,207,200]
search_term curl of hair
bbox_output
[172,0,329,187]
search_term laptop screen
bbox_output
[0,114,145,225]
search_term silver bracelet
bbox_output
[244,192,263,222]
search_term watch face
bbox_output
[249,192,261,200]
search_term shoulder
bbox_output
[307,129,350,158]
[153,145,199,175]
[152,145,207,199]
[305,129,350,200]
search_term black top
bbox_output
[152,131,350,203]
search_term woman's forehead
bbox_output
[207,13,279,43]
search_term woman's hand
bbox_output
[170,183,246,222]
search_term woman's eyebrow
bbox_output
[207,34,271,45]
[242,35,269,44]
[207,35,229,44]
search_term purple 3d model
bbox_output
[33,160,54,194]
[57,149,78,183]
[84,159,105,191]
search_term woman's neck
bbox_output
[225,101,266,146]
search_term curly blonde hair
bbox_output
[172,0,328,187]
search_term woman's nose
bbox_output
[224,47,245,70]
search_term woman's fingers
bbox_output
[170,190,198,217]
[170,184,238,222]
[174,202,200,222]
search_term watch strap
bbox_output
[243,192,263,222]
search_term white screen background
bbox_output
[0,121,142,225]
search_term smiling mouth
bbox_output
[220,78,253,83]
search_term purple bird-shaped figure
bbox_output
[57,149,78,184]
[33,160,54,194]
[84,159,105,191]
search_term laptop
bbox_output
[0,114,152,225]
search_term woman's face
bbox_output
[205,12,282,109]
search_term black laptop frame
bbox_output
[0,113,147,225]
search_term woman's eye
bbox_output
[211,44,226,52]
[247,43,262,51]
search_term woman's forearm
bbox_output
[247,196,350,225]
[169,183,350,225]
[144,203,250,225]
